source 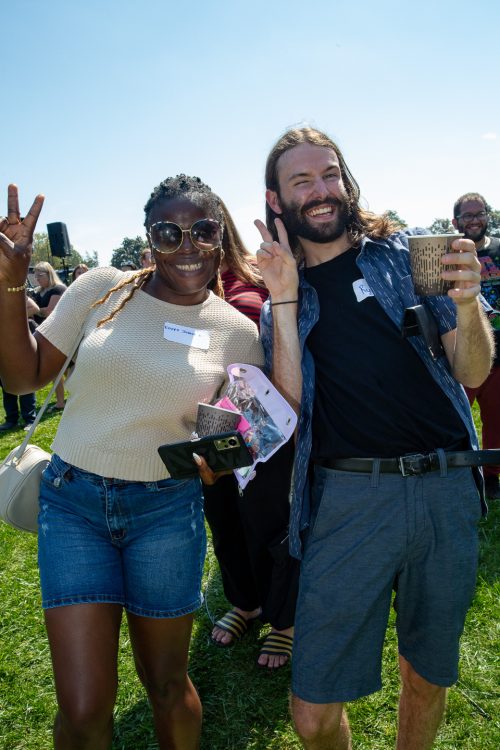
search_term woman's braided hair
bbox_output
[93,175,225,326]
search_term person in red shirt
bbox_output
[204,198,299,669]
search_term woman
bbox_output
[71,262,89,282]
[32,261,67,410]
[204,199,299,669]
[0,178,263,749]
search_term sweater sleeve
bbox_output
[36,267,123,356]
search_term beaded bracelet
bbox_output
[270,299,299,306]
[6,281,27,293]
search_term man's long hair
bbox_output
[265,127,400,254]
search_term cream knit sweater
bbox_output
[38,267,264,481]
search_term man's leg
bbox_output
[19,390,36,424]
[397,656,447,750]
[1,384,19,426]
[291,696,351,750]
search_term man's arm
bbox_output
[255,218,302,415]
[440,239,494,387]
[441,302,493,387]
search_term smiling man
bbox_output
[453,193,500,500]
[255,128,494,750]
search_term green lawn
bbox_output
[0,395,498,749]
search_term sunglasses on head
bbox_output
[147,219,222,255]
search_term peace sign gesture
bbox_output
[254,218,299,302]
[0,184,45,286]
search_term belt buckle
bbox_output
[398,453,427,477]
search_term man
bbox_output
[255,128,494,750]
[453,193,500,500]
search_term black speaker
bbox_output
[47,222,71,257]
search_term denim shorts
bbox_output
[292,462,482,704]
[38,454,206,617]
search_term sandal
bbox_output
[211,610,258,647]
[47,403,65,413]
[258,631,293,668]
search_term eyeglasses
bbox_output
[34,272,48,277]
[147,219,222,254]
[457,211,488,222]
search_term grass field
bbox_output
[0,393,498,749]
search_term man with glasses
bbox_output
[453,193,500,500]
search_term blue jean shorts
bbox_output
[38,454,206,617]
[292,463,482,704]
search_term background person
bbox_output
[204,198,298,669]
[0,178,263,750]
[255,127,493,750]
[71,263,89,282]
[32,261,67,411]
[0,293,39,431]
[140,247,154,269]
[453,192,500,500]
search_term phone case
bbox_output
[158,431,253,479]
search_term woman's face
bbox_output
[34,269,50,288]
[74,266,87,279]
[147,197,221,305]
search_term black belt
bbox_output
[314,450,500,477]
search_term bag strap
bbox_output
[10,324,86,462]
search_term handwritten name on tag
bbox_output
[164,322,210,350]
[352,278,374,302]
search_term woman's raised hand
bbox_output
[0,185,44,286]
[254,218,299,302]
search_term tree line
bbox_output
[31,206,500,273]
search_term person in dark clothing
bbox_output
[32,261,67,410]
[255,127,493,749]
[0,294,38,430]
[453,192,500,500]
[204,198,298,669]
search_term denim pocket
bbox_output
[41,454,72,489]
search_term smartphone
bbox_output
[158,431,253,479]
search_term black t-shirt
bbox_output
[304,248,467,459]
[477,236,500,365]
[33,284,66,325]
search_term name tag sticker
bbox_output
[353,278,374,303]
[164,322,210,350]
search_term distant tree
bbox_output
[487,208,500,238]
[81,250,99,268]
[110,236,147,269]
[383,209,407,228]
[428,218,454,234]
[32,232,85,269]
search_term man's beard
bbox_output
[278,197,350,244]
[461,222,488,243]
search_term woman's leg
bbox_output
[239,443,299,667]
[54,378,65,408]
[127,611,201,750]
[44,603,123,750]
[204,475,261,644]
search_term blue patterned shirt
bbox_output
[260,232,480,559]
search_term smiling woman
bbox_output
[0,178,264,749]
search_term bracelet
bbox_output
[6,281,27,293]
[270,299,299,306]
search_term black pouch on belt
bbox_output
[401,305,445,361]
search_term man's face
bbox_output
[267,143,350,244]
[453,199,489,243]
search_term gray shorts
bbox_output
[292,462,481,704]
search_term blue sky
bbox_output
[3,0,499,265]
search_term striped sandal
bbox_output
[258,631,293,668]
[212,610,258,647]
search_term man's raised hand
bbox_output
[254,218,299,302]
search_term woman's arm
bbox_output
[0,185,66,392]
